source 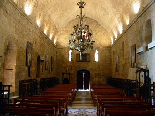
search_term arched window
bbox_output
[95,50,98,62]
[69,50,72,61]
[144,19,152,45]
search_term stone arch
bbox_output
[144,19,152,46]
[4,34,18,52]
[3,34,17,92]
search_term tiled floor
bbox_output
[68,90,97,116]
[68,108,97,116]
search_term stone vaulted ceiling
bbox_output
[12,0,151,47]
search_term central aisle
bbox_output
[68,90,97,116]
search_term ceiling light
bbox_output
[44,30,47,35]
[68,0,95,60]
[54,39,56,45]
[114,32,117,38]
[37,20,40,27]
[25,4,32,15]
[133,2,140,14]
[126,19,129,25]
[50,34,53,40]
[118,25,123,34]
[111,37,113,45]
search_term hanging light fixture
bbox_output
[68,0,95,60]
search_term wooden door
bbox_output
[84,72,89,89]
[77,70,90,90]
[77,72,83,89]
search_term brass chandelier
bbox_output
[68,0,95,60]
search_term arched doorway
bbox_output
[3,40,17,92]
[77,69,90,90]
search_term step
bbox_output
[69,104,96,108]
[74,98,92,101]
[70,91,95,109]
[73,101,93,104]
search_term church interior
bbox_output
[0,0,155,115]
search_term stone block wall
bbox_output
[0,0,56,94]
[111,2,155,82]
[0,0,112,93]
[55,15,112,85]
[1,0,154,94]
[56,46,112,85]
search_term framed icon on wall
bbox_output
[26,41,33,67]
[45,54,49,70]
[131,44,136,68]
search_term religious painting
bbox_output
[76,53,90,62]
[116,55,119,72]
[131,44,136,68]
[45,54,49,70]
[26,41,33,67]
[51,56,53,71]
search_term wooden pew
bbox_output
[91,84,116,89]
[97,96,143,116]
[99,100,151,116]
[46,84,77,91]
[24,84,77,115]
[21,96,67,115]
[107,78,137,96]
[105,109,155,116]
[24,95,68,115]
[101,100,150,105]
[1,107,56,116]
[2,98,57,115]
[40,77,59,91]
[102,104,155,116]
[42,90,75,103]
[90,85,119,96]
[98,99,151,116]
[12,99,60,116]
[42,84,77,94]
[92,84,155,116]
[5,92,68,116]
[92,88,125,106]
[42,84,77,106]
[2,84,77,116]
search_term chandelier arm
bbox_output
[69,1,95,56]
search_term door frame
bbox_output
[77,69,90,90]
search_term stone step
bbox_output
[69,104,95,108]
[74,98,92,101]
[69,91,96,109]
[73,101,93,104]
[76,91,91,96]
[72,103,93,106]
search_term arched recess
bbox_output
[36,55,40,78]
[77,69,90,90]
[3,35,17,92]
[144,19,152,46]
